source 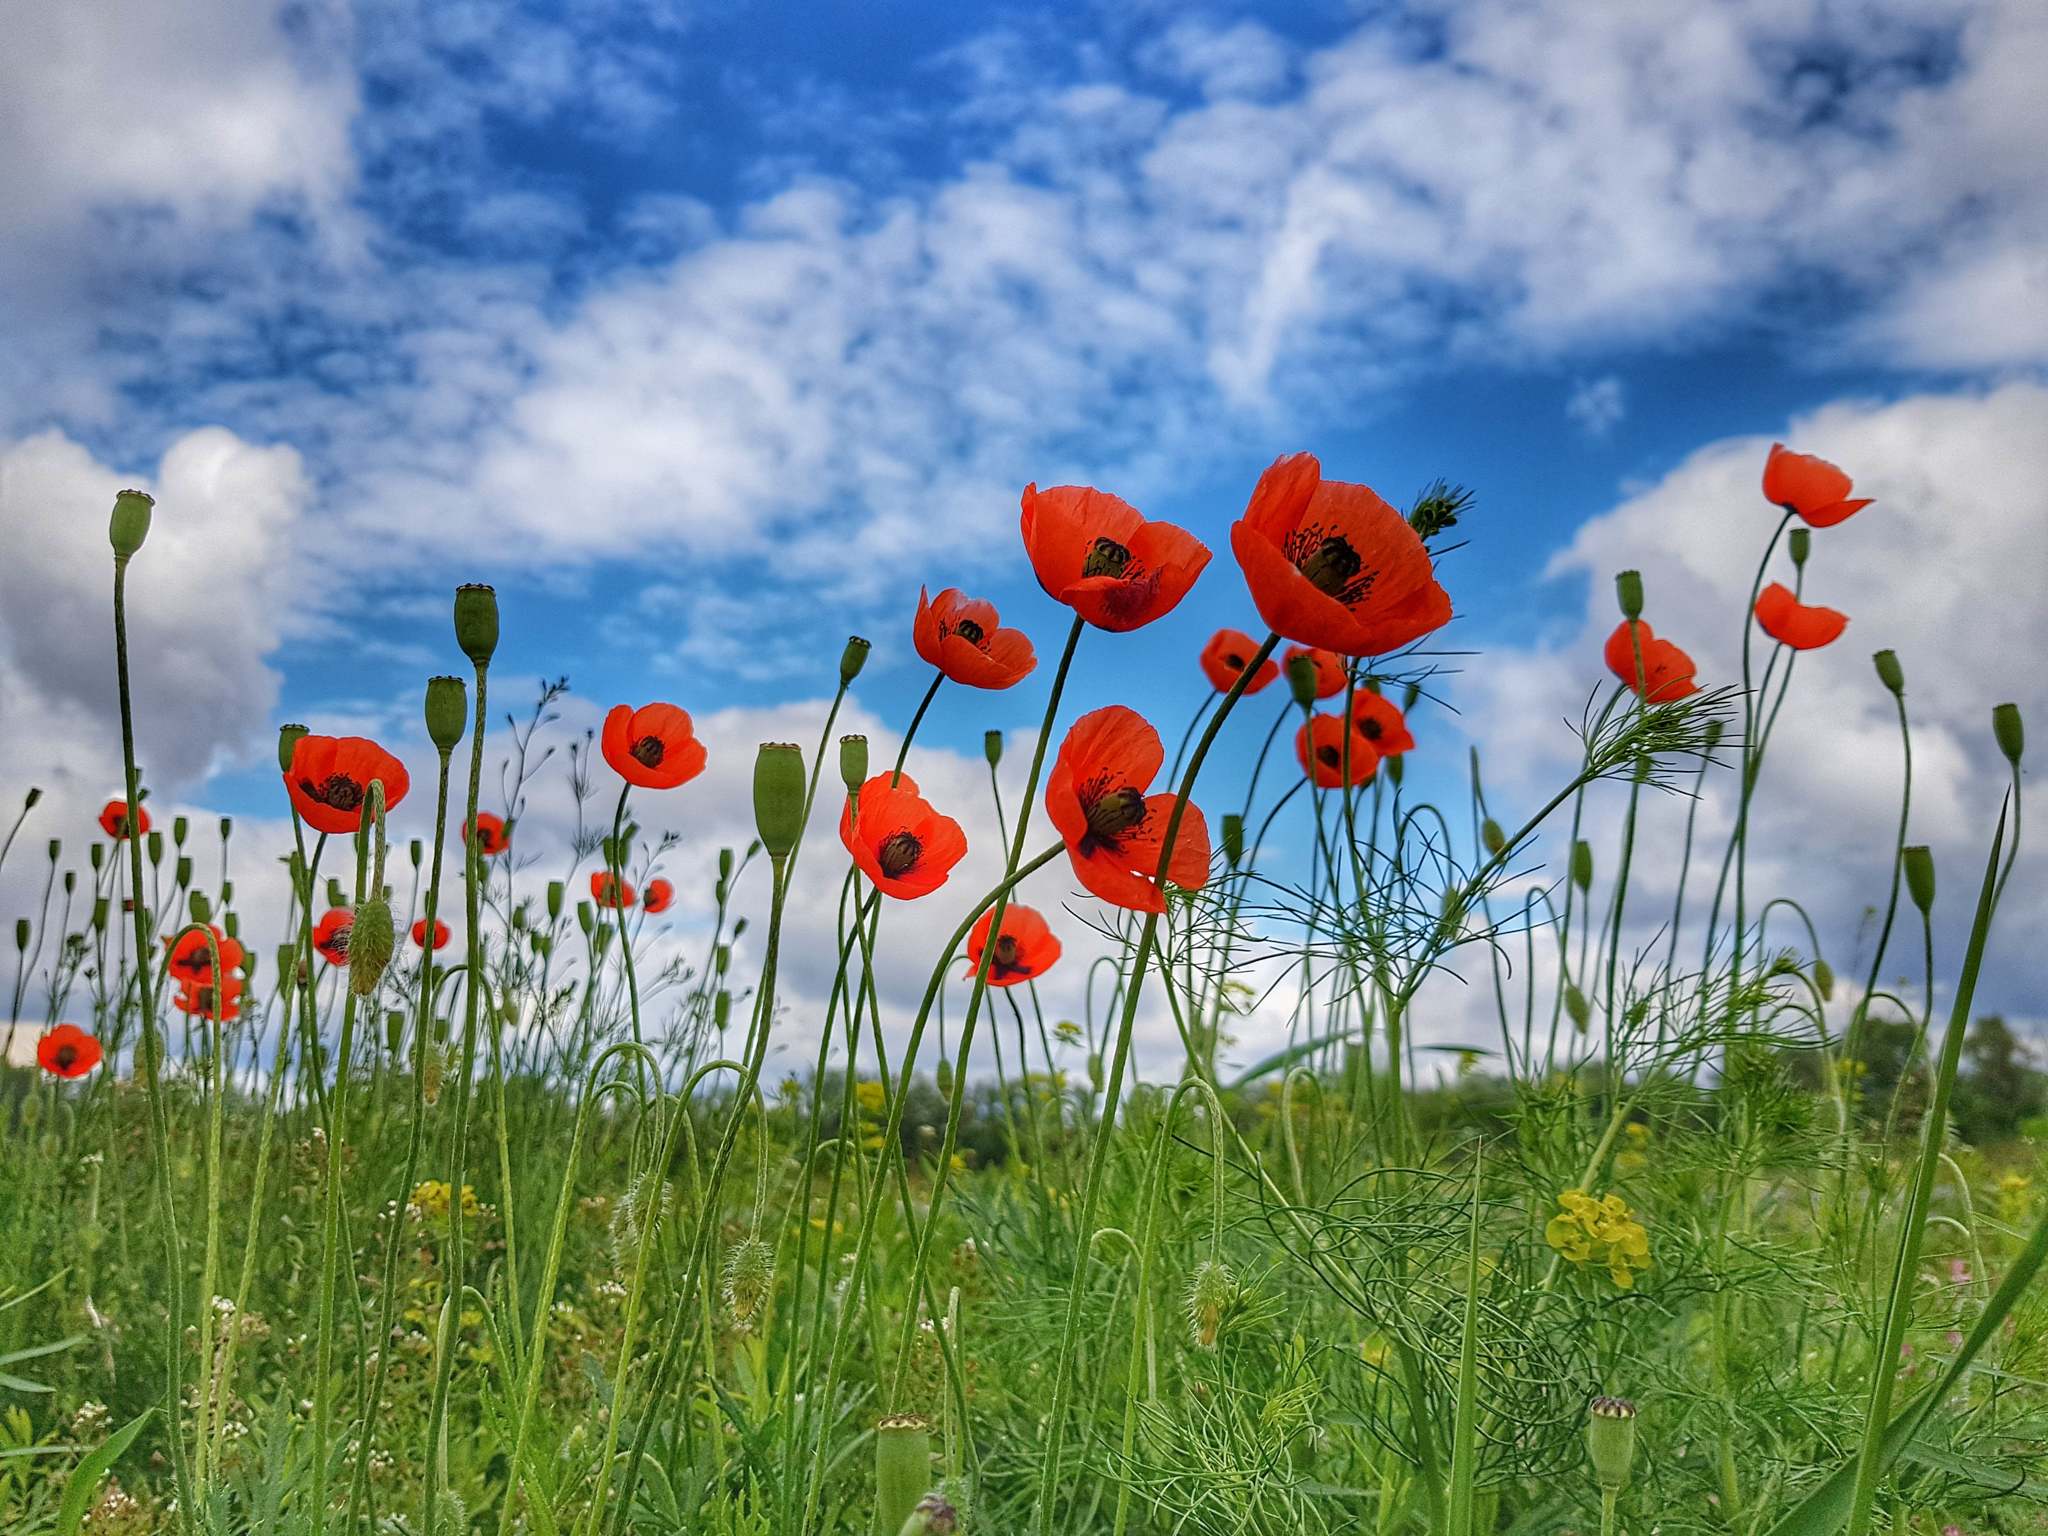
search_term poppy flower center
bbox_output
[305,773,364,812]
[1082,784,1147,844]
[631,735,666,768]
[1083,537,1133,579]
[878,831,923,879]
[1357,716,1383,741]
[325,924,352,956]
[1224,652,1245,670]
[54,1044,77,1069]
[1316,744,1342,769]
[993,934,1020,970]
[1287,528,1377,606]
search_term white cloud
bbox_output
[1566,376,1627,436]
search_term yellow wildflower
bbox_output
[1545,1189,1651,1289]
[854,1080,886,1117]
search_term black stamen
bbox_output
[878,831,923,879]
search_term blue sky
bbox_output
[3,0,2044,1059]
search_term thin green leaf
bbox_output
[57,1408,155,1536]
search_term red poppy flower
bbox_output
[1019,484,1210,632]
[38,1023,102,1079]
[1348,690,1415,756]
[1754,582,1848,650]
[312,908,353,966]
[285,736,411,836]
[1231,454,1452,655]
[465,812,509,856]
[1297,713,1378,789]
[1045,706,1210,915]
[173,975,244,1021]
[914,587,1037,690]
[165,924,246,987]
[411,917,450,951]
[1200,628,1280,695]
[601,703,707,791]
[591,871,637,909]
[642,878,674,914]
[1604,620,1699,703]
[1763,443,1871,528]
[1281,645,1346,699]
[839,773,968,900]
[964,903,1062,987]
[98,798,149,840]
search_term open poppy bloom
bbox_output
[312,908,353,966]
[1755,582,1848,650]
[642,878,674,914]
[1200,628,1279,695]
[591,871,637,909]
[965,903,1062,987]
[465,812,509,856]
[601,703,707,791]
[166,924,246,987]
[286,736,411,836]
[99,798,149,840]
[411,917,451,950]
[1297,712,1378,788]
[1763,443,1871,528]
[914,587,1037,690]
[1020,484,1210,632]
[840,773,968,900]
[1281,644,1346,699]
[1045,706,1210,915]
[1232,454,1452,655]
[38,1023,102,1079]
[173,974,244,1021]
[1604,620,1699,703]
[1348,690,1415,756]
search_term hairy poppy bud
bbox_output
[1481,818,1506,856]
[1903,845,1935,915]
[1992,702,2023,765]
[349,898,396,996]
[1186,1258,1234,1350]
[1285,653,1319,707]
[1586,1396,1637,1492]
[188,890,211,924]
[1221,813,1244,868]
[277,723,308,775]
[109,488,154,558]
[840,734,869,793]
[721,1236,774,1330]
[874,1414,932,1536]
[732,915,749,939]
[1788,527,1811,567]
[1813,958,1835,1000]
[840,634,871,684]
[755,743,806,860]
[1565,983,1591,1032]
[425,675,468,751]
[896,1493,958,1536]
[1873,649,1904,697]
[1087,1051,1104,1093]
[984,729,1003,769]
[713,989,732,1030]
[1614,569,1644,621]
[1572,840,1594,892]
[453,584,499,666]
[935,1057,954,1099]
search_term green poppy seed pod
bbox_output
[713,989,732,1030]
[219,815,232,843]
[277,723,309,775]
[13,919,27,953]
[62,870,76,896]
[715,944,730,974]
[223,912,240,941]
[1285,653,1319,707]
[874,1414,932,1536]
[755,743,806,860]
[1387,755,1404,787]
[1904,845,1935,915]
[188,890,211,924]
[895,1493,958,1536]
[984,729,1003,769]
[1221,813,1244,868]
[510,904,527,932]
[840,634,871,684]
[935,1057,954,1099]
[349,898,396,997]
[172,815,189,847]
[1481,818,1506,856]
[241,945,257,982]
[453,583,499,666]
[1572,839,1594,892]
[1992,702,2023,765]
[1586,1396,1638,1493]
[1873,649,1905,697]
[576,901,594,936]
[221,880,234,905]
[719,846,735,880]
[147,831,164,866]
[89,843,104,872]
[409,839,423,870]
[840,734,869,793]
[386,1010,404,1055]
[1565,984,1592,1032]
[24,787,42,810]
[546,880,564,920]
[425,674,468,751]
[1813,958,1836,1001]
[47,838,61,865]
[1788,527,1811,567]
[1614,569,1644,620]
[92,897,109,933]
[175,856,192,888]
[109,488,154,558]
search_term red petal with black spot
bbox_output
[285,735,411,836]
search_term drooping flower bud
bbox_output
[713,990,732,1030]
[1586,1396,1638,1492]
[1873,649,1905,697]
[1565,984,1592,1032]
[874,1415,933,1536]
[935,1057,954,1100]
[1572,840,1594,892]
[1813,959,1835,1001]
[895,1492,959,1536]
[840,734,869,792]
[1992,702,2023,766]
[1285,653,1319,707]
[425,675,468,751]
[349,898,397,997]
[109,489,155,559]
[1221,813,1244,869]
[1903,846,1935,915]
[1788,527,1811,567]
[1186,1258,1234,1350]
[1614,570,1644,621]
[1481,818,1506,856]
[840,635,871,684]
[721,1236,775,1330]
[453,584,499,666]
[754,743,806,860]
[277,723,309,775]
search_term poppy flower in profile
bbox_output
[1297,713,1378,789]
[1604,620,1699,703]
[1232,454,1452,656]
[1045,706,1210,915]
[312,908,353,966]
[965,903,1062,987]
[913,587,1037,690]
[1200,628,1280,695]
[642,878,674,914]
[98,798,149,840]
[591,871,637,909]
[601,703,707,791]
[411,917,451,951]
[285,736,411,836]
[38,1023,102,1079]
[1763,443,1871,528]
[839,773,968,900]
[1348,690,1415,757]
[1755,583,1848,650]
[1281,645,1346,700]
[1019,484,1210,632]
[166,925,246,988]
[464,813,509,856]
[173,975,244,1022]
